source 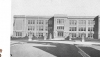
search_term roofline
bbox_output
[26,16,53,19]
[13,15,53,19]
[13,15,100,19]
[14,15,25,18]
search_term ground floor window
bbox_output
[70,33,76,38]
[28,32,34,36]
[39,33,43,37]
[16,32,22,36]
[78,33,86,38]
[88,33,93,38]
[36,33,43,37]
[69,27,77,31]
[58,31,63,37]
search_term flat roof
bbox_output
[14,15,25,18]
[68,16,96,19]
[26,16,52,19]
[13,15,100,19]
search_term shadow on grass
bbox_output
[79,47,100,57]
[34,43,82,57]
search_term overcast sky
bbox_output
[12,0,100,16]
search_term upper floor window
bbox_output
[79,27,86,31]
[39,20,44,24]
[45,20,48,24]
[28,26,35,31]
[69,20,77,25]
[36,33,43,37]
[69,27,77,31]
[79,20,86,25]
[88,27,93,31]
[28,20,30,24]
[39,26,44,31]
[38,33,43,37]
[57,26,64,30]
[45,26,48,31]
[88,20,94,25]
[28,20,35,24]
[57,19,64,24]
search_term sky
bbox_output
[12,0,100,16]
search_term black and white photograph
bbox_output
[11,0,100,57]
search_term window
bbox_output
[16,32,22,36]
[46,33,48,36]
[28,20,35,24]
[32,20,35,24]
[57,26,64,30]
[69,27,77,31]
[79,27,86,31]
[28,26,32,30]
[45,20,48,24]
[78,33,86,38]
[37,20,44,24]
[36,33,43,37]
[39,33,43,37]
[58,31,63,37]
[88,27,93,31]
[57,19,64,24]
[70,33,76,38]
[78,33,82,38]
[79,20,86,25]
[28,26,35,31]
[28,20,30,24]
[37,20,39,24]
[69,20,77,25]
[28,32,34,36]
[45,26,48,31]
[88,20,94,25]
[39,26,43,31]
[88,33,93,38]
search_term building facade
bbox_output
[12,14,100,39]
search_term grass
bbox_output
[79,47,100,57]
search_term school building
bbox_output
[12,14,100,39]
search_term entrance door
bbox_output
[58,31,64,37]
